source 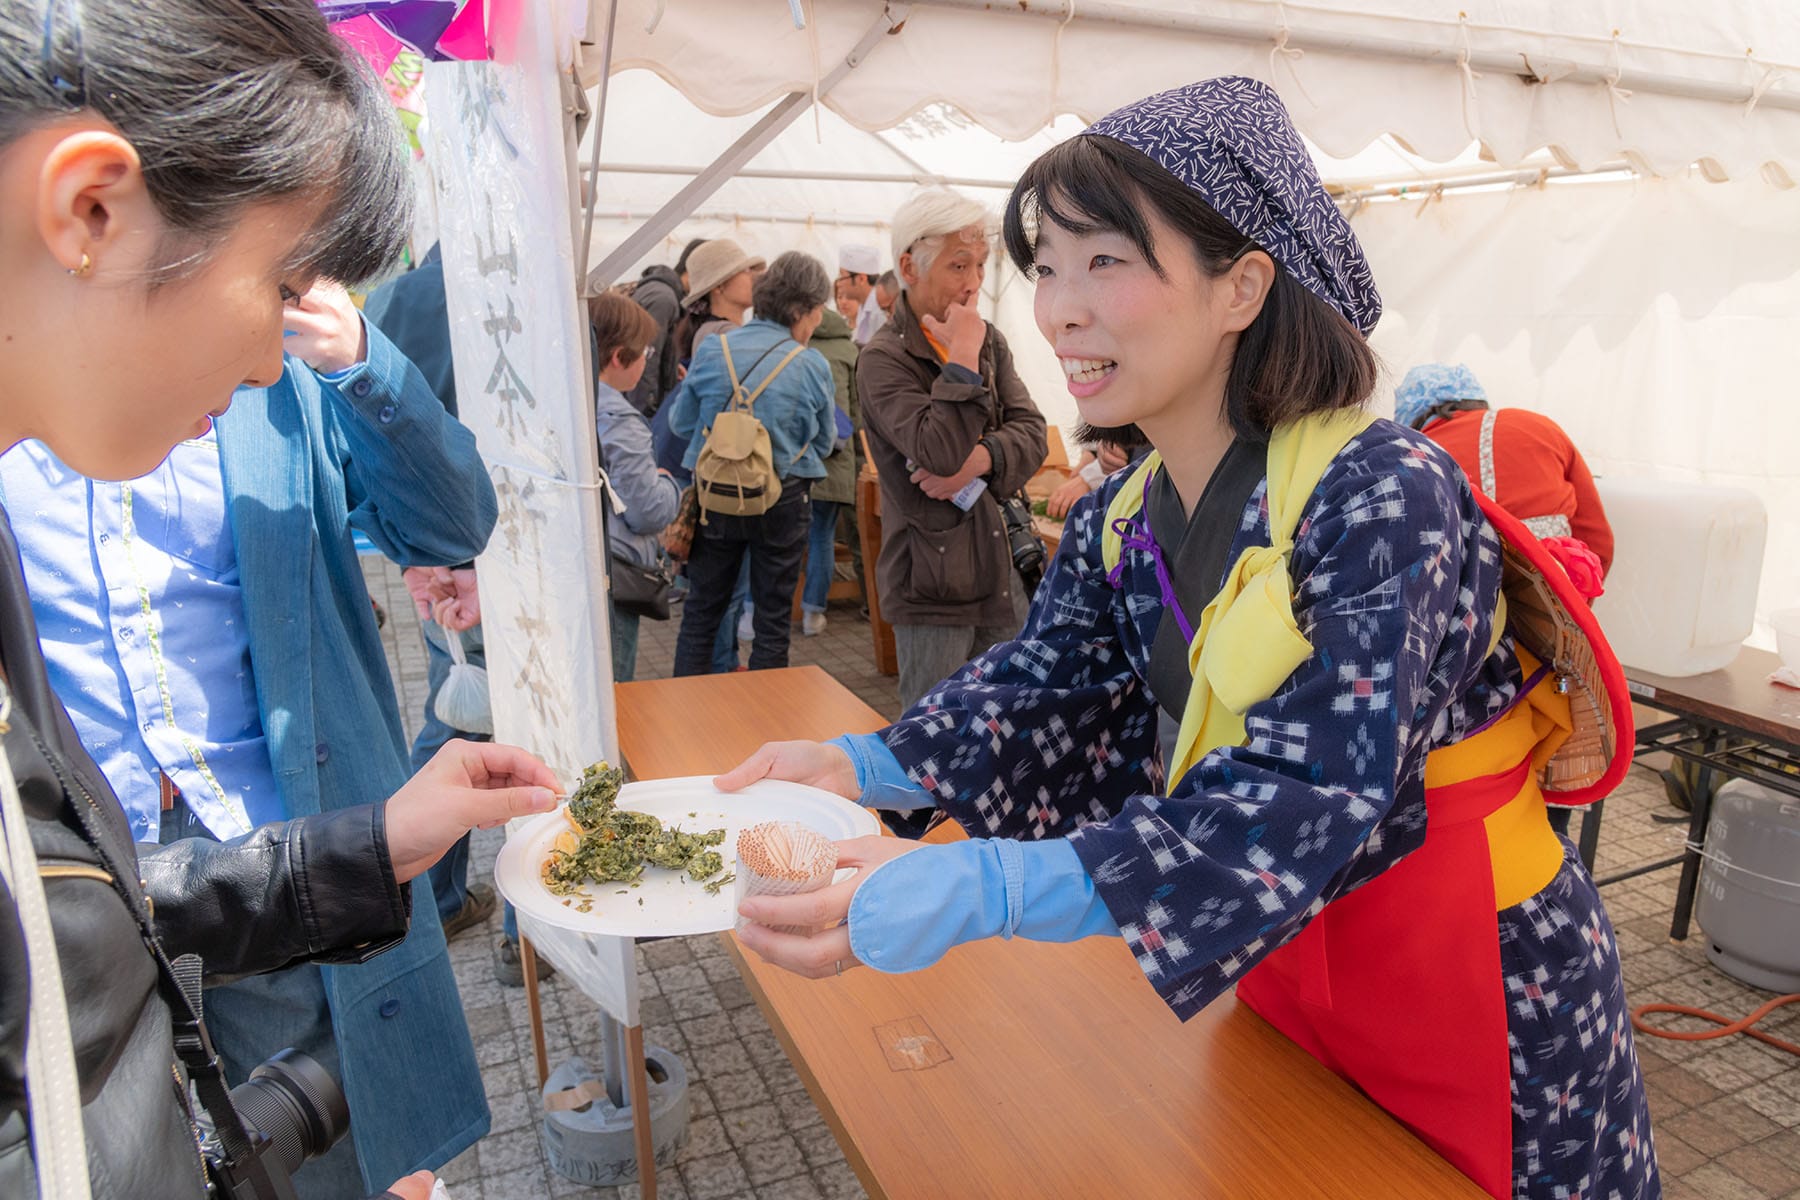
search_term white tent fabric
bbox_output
[575,70,1461,443]
[610,0,1800,183]
[583,70,1081,427]
[1355,173,1800,645]
[581,65,1796,642]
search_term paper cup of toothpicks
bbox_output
[733,821,838,935]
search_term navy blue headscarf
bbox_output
[1086,76,1381,335]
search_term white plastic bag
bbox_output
[432,626,493,735]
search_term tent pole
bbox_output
[908,0,1800,115]
[583,161,1018,191]
[577,0,620,287]
[586,207,890,230]
[1335,160,1632,204]
[584,4,913,287]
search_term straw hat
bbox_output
[684,239,765,306]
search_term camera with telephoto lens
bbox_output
[998,494,1046,594]
[200,1049,350,1200]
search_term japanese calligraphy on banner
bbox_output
[426,1,638,1019]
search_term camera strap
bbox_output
[3,686,276,1191]
[0,675,92,1200]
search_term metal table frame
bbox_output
[1583,651,1800,941]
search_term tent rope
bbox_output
[1455,12,1483,143]
[1605,29,1635,138]
[1049,1,1076,111]
[1746,57,1790,117]
[1268,4,1318,111]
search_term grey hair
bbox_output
[1,0,411,287]
[890,188,990,290]
[752,251,831,327]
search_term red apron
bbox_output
[1235,688,1568,1200]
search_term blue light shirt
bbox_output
[1,431,278,841]
[821,732,1118,973]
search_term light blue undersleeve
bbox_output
[826,732,935,811]
[846,837,1119,973]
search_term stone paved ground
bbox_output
[363,557,1800,1200]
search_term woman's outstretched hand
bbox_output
[733,835,922,978]
[713,739,859,803]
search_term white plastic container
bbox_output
[1592,478,1767,677]
[1773,607,1800,673]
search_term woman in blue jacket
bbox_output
[5,281,500,1195]
[668,252,838,674]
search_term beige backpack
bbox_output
[695,337,805,520]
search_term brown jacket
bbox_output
[859,295,1047,626]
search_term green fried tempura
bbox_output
[541,762,731,899]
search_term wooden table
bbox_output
[1587,646,1800,938]
[616,667,1483,1200]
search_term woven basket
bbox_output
[1477,494,1633,806]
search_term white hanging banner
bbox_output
[426,1,637,1023]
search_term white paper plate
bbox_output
[493,776,880,938]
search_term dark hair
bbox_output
[589,292,659,370]
[674,237,707,278]
[752,251,831,328]
[1415,397,1489,430]
[1003,134,1376,444]
[2,0,411,287]
[877,269,898,290]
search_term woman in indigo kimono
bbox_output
[720,78,1657,1200]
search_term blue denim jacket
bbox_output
[669,319,837,480]
[209,325,496,1184]
[596,381,682,566]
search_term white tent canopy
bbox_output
[574,28,1798,643]
[580,69,1474,453]
[563,0,1800,645]
[610,0,1800,183]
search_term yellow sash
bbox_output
[1103,408,1375,783]
[1101,410,1564,909]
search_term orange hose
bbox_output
[1631,994,1800,1058]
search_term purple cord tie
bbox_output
[1106,465,1196,643]
[1465,661,1554,740]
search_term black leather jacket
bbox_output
[0,510,411,1199]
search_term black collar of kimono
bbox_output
[1143,437,1268,722]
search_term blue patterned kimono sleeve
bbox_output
[880,491,1164,840]
[1066,430,1511,1020]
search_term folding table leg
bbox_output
[626,1023,658,1200]
[1668,732,1723,941]
[520,937,549,1089]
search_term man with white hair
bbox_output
[858,188,1048,709]
[838,243,886,345]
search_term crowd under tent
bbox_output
[412,0,1800,1098]
[560,0,1800,646]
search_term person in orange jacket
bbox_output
[1395,364,1614,577]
